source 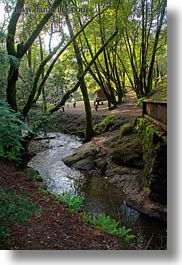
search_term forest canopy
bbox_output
[0,0,167,140]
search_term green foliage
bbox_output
[61,192,85,210]
[0,187,41,245]
[9,55,20,69]
[94,115,114,133]
[119,123,134,139]
[29,111,52,133]
[136,117,163,143]
[0,46,9,98]
[27,174,42,182]
[82,212,135,243]
[136,97,146,108]
[0,100,32,163]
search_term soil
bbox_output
[0,158,124,250]
[0,93,141,250]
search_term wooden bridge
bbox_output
[143,100,167,131]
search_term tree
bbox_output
[121,0,167,97]
[6,0,63,111]
[65,13,94,141]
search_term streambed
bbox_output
[28,132,167,249]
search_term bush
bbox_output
[0,100,31,163]
[0,187,41,246]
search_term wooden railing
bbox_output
[143,100,167,131]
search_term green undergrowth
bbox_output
[0,187,41,246]
[38,189,135,246]
[81,212,135,245]
[59,192,135,245]
[60,191,85,210]
[0,100,32,164]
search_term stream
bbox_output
[28,132,167,250]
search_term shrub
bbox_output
[0,100,31,163]
[0,187,41,246]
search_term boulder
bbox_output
[71,158,95,171]
[105,166,142,192]
[112,134,143,169]
[63,142,99,172]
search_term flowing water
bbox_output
[28,132,167,250]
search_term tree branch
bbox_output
[20,0,63,57]
[6,0,25,56]
[49,30,118,114]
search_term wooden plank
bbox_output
[143,101,167,126]
[144,114,167,131]
[142,101,167,132]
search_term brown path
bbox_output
[64,93,142,121]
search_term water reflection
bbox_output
[28,132,167,249]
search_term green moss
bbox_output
[94,115,114,133]
[146,87,167,102]
[136,117,165,188]
[113,134,143,169]
[119,123,134,139]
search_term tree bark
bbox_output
[22,11,102,117]
[146,0,167,95]
[6,0,63,111]
[66,14,94,142]
[6,66,19,111]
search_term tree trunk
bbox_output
[6,66,19,111]
[48,29,118,115]
[146,0,166,95]
[66,14,95,142]
[6,0,63,111]
[80,77,95,142]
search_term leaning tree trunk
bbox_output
[66,14,95,142]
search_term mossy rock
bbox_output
[24,167,43,182]
[119,123,135,139]
[112,134,143,169]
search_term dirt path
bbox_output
[63,93,142,121]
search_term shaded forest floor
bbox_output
[35,93,142,137]
[0,94,141,250]
[0,158,124,250]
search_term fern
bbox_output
[0,187,41,245]
[61,192,85,210]
[0,100,32,163]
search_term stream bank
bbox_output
[27,129,167,250]
[26,98,166,249]
[62,130,167,221]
